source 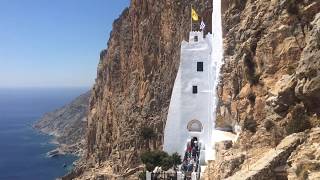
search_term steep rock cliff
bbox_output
[208,0,320,179]
[78,0,212,178]
[66,0,320,179]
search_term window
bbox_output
[197,62,203,72]
[192,86,198,94]
[194,36,198,42]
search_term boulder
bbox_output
[225,132,306,180]
[287,128,320,180]
[206,153,245,180]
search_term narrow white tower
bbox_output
[164,0,223,165]
[163,31,214,164]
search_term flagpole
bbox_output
[202,17,204,34]
[191,4,192,32]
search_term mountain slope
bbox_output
[66,0,320,179]
[34,91,91,156]
[66,0,213,179]
[207,0,320,179]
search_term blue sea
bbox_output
[0,87,88,180]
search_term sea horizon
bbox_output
[0,87,88,180]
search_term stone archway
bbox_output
[187,119,203,132]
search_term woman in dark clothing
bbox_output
[191,137,198,148]
[192,146,197,159]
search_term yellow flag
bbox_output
[191,8,199,21]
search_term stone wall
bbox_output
[208,0,320,179]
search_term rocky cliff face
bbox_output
[208,0,320,179]
[76,0,213,178]
[66,0,320,179]
[34,91,90,156]
[218,0,320,138]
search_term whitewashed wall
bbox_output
[164,31,214,163]
[164,0,224,165]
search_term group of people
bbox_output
[181,137,200,173]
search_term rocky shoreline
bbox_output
[33,91,90,157]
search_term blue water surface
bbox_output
[0,87,88,180]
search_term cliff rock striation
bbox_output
[207,0,320,179]
[69,0,213,179]
[66,0,320,179]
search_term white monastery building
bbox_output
[163,0,225,166]
[163,31,215,165]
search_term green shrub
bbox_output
[171,153,182,168]
[140,151,181,171]
[141,150,169,171]
[141,150,167,165]
[160,157,173,171]
[145,163,155,172]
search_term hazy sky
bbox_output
[0,0,129,88]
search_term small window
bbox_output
[194,36,198,42]
[192,86,198,94]
[197,62,203,72]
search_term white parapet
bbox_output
[146,171,151,180]
[177,171,184,180]
[191,172,198,180]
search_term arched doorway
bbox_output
[187,119,203,132]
